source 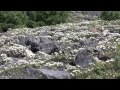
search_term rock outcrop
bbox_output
[0,12,120,79]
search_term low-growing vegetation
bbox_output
[70,45,120,79]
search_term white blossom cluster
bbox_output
[44,61,64,68]
[70,69,82,77]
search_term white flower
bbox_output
[44,62,63,67]
[59,51,62,54]
[54,52,58,56]
[71,70,82,76]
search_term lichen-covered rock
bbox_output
[0,66,70,79]
[25,36,59,54]
[0,44,35,59]
[37,68,71,79]
[25,67,71,79]
[75,48,94,68]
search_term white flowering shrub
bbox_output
[44,61,64,69]
[50,52,74,64]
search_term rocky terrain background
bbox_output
[0,11,120,79]
[68,11,101,22]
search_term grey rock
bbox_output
[79,38,99,48]
[75,48,93,68]
[25,36,59,54]
[36,68,71,79]
[0,67,70,79]
[92,49,111,61]
[27,68,70,79]
[0,44,35,59]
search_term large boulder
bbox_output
[25,36,59,54]
[74,48,108,67]
[38,36,59,54]
[0,67,71,79]
[79,38,99,48]
[27,67,71,79]
[0,44,35,59]
[75,48,94,68]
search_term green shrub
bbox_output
[26,11,37,21]
[0,23,14,32]
[26,11,69,27]
[100,11,120,21]
[0,11,28,32]
[0,11,69,31]
[26,20,37,28]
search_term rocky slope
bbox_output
[68,11,101,22]
[0,11,120,79]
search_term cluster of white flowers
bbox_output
[0,54,14,64]
[54,52,59,56]
[44,62,64,68]
[66,64,77,71]
[1,54,8,61]
[54,32,64,37]
[96,35,120,51]
[60,37,68,42]
[70,69,82,77]
[17,60,29,65]
[0,35,12,47]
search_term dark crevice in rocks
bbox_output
[69,61,76,66]
[30,43,39,53]
[31,48,39,53]
[25,40,39,53]
[25,40,31,46]
[98,56,111,61]
[48,45,59,55]
[2,28,8,32]
[0,61,6,65]
[7,54,26,58]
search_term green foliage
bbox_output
[26,11,69,27]
[0,23,14,32]
[26,20,37,28]
[0,11,28,32]
[100,11,120,21]
[0,11,69,32]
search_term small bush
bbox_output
[50,53,67,63]
[26,20,37,28]
[50,52,74,64]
